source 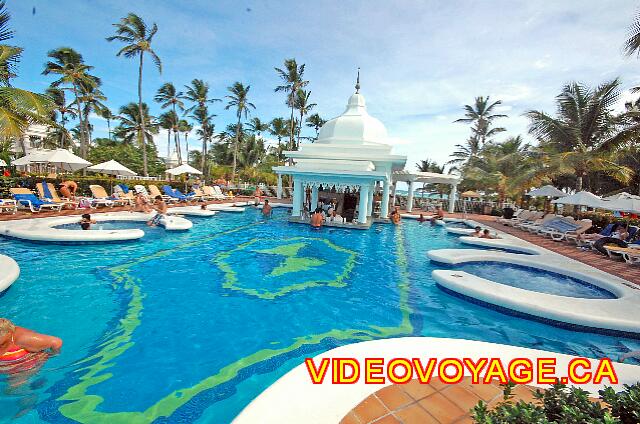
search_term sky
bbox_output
[8,0,640,172]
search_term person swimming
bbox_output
[79,213,96,230]
[479,229,494,239]
[0,318,62,372]
[471,226,482,237]
[390,206,401,225]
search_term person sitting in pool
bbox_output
[0,318,62,360]
[262,199,272,217]
[326,209,343,223]
[471,226,482,237]
[79,213,96,230]
[389,206,401,225]
[479,229,494,239]
[310,207,324,228]
[417,214,426,223]
[434,206,445,220]
[147,196,168,227]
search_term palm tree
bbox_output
[45,87,76,148]
[455,96,507,145]
[293,89,315,148]
[42,47,95,157]
[178,119,192,164]
[114,102,158,148]
[155,82,185,163]
[306,113,325,139]
[275,59,308,153]
[107,13,161,176]
[246,117,269,137]
[158,110,178,162]
[225,82,255,184]
[269,117,289,162]
[99,107,114,140]
[191,106,216,174]
[77,83,107,143]
[446,135,482,171]
[184,79,219,172]
[526,79,633,192]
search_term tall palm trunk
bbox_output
[71,85,85,157]
[174,130,181,164]
[185,133,189,165]
[288,91,295,165]
[106,118,111,141]
[172,103,182,163]
[137,54,148,176]
[166,128,171,161]
[231,119,240,186]
[200,126,206,171]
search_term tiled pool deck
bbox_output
[340,377,537,424]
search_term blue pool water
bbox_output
[0,209,638,423]
[454,262,617,299]
[53,221,151,231]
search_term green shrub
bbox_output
[472,382,640,424]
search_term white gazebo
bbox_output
[391,170,461,213]
[273,79,460,227]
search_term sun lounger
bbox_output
[547,219,592,241]
[536,217,580,239]
[603,242,640,262]
[89,185,127,207]
[162,185,194,202]
[0,199,17,214]
[192,187,214,200]
[518,214,559,232]
[571,223,615,245]
[148,184,178,203]
[213,185,234,199]
[113,184,135,205]
[36,182,79,209]
[512,211,544,229]
[202,186,225,200]
[496,209,524,224]
[10,188,63,212]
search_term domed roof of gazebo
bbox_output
[316,92,388,146]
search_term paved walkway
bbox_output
[340,377,538,424]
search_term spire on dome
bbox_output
[355,67,360,93]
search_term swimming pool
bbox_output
[1,208,638,423]
[452,262,617,299]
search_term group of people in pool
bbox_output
[78,195,169,230]
[309,199,342,228]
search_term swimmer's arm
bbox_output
[15,327,62,354]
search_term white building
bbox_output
[273,79,460,228]
[10,124,52,154]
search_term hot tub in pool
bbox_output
[453,262,616,299]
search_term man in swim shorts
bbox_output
[0,318,62,359]
[262,199,272,217]
[147,195,168,226]
[79,213,96,230]
[310,207,324,228]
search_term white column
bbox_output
[367,184,374,217]
[358,185,369,224]
[292,179,303,217]
[391,181,397,206]
[276,174,283,199]
[311,185,319,211]
[448,184,458,213]
[381,179,390,218]
[406,181,415,212]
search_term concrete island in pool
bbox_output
[234,337,640,424]
[0,254,19,293]
[428,219,640,337]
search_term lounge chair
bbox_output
[0,199,17,214]
[113,184,135,205]
[193,187,215,201]
[89,185,127,207]
[496,209,523,224]
[603,241,640,262]
[36,182,79,209]
[571,223,615,245]
[213,185,234,199]
[148,184,178,203]
[536,217,580,239]
[518,214,559,232]
[547,219,592,242]
[506,210,537,227]
[202,186,226,200]
[10,188,63,212]
[162,185,195,202]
